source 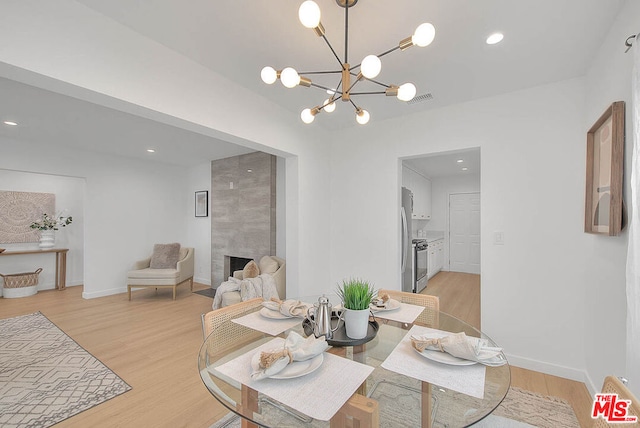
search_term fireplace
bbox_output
[225,256,253,278]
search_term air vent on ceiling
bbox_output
[407,93,434,105]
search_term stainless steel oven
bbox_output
[413,239,428,293]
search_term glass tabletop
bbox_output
[198,302,510,428]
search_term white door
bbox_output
[449,192,480,274]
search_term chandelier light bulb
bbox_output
[356,109,370,125]
[301,108,316,124]
[360,55,382,79]
[397,83,417,101]
[323,98,336,113]
[412,23,436,47]
[299,1,321,29]
[280,67,300,88]
[261,66,278,84]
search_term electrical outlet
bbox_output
[493,231,504,245]
[229,181,234,189]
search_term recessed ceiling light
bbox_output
[3,121,18,126]
[247,169,253,173]
[147,149,155,153]
[456,159,464,163]
[486,33,504,45]
[462,167,469,171]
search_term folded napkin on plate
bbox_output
[251,331,329,380]
[410,332,505,366]
[262,298,311,318]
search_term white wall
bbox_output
[0,137,188,298]
[0,166,85,292]
[429,174,481,270]
[582,0,640,395]
[186,161,212,285]
[0,0,333,301]
[330,78,591,384]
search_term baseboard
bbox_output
[505,352,597,395]
[194,276,211,286]
[82,287,127,299]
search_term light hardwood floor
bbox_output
[0,284,227,428]
[422,271,594,427]
[0,276,594,427]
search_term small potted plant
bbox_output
[336,278,375,339]
[30,212,73,248]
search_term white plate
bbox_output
[251,352,324,379]
[259,307,291,319]
[413,347,477,366]
[370,298,401,312]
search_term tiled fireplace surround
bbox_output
[211,152,276,287]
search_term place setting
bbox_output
[368,292,426,324]
[232,298,312,336]
[214,330,374,421]
[381,325,507,399]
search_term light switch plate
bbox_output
[493,231,504,245]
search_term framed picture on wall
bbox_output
[195,191,208,217]
[584,101,625,236]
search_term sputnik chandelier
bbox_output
[261,0,435,125]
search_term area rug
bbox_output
[194,287,216,299]
[0,312,131,428]
[208,386,580,428]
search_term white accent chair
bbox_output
[220,256,286,307]
[127,247,194,300]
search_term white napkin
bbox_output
[411,332,505,366]
[251,331,329,380]
[261,298,311,318]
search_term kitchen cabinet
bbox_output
[428,238,444,279]
[402,166,432,220]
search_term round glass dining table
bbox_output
[198,303,510,428]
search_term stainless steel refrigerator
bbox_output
[401,187,414,292]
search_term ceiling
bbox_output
[1,0,625,167]
[404,148,480,179]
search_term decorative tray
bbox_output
[302,311,379,347]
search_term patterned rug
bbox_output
[194,287,216,298]
[0,312,131,428]
[209,386,580,428]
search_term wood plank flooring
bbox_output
[0,284,227,428]
[0,275,595,427]
[422,271,594,427]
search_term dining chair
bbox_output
[592,376,639,427]
[368,289,440,428]
[377,289,440,327]
[201,298,311,425]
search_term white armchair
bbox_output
[127,246,194,300]
[220,256,285,307]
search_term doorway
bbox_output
[449,192,480,274]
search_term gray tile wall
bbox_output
[211,152,276,286]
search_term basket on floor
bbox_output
[0,268,43,289]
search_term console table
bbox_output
[0,248,69,290]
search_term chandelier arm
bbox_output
[309,82,343,93]
[349,91,386,95]
[348,72,392,89]
[321,35,345,69]
[299,70,343,75]
[349,45,402,72]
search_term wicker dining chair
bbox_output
[377,288,439,328]
[368,289,440,427]
[592,376,640,427]
[201,297,264,342]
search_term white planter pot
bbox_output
[343,308,370,339]
[39,230,55,248]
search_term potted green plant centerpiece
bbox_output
[336,278,375,339]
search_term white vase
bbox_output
[343,308,370,339]
[39,230,55,248]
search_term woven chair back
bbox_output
[202,298,264,357]
[592,376,640,427]
[378,289,439,328]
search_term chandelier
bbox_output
[260,0,435,125]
